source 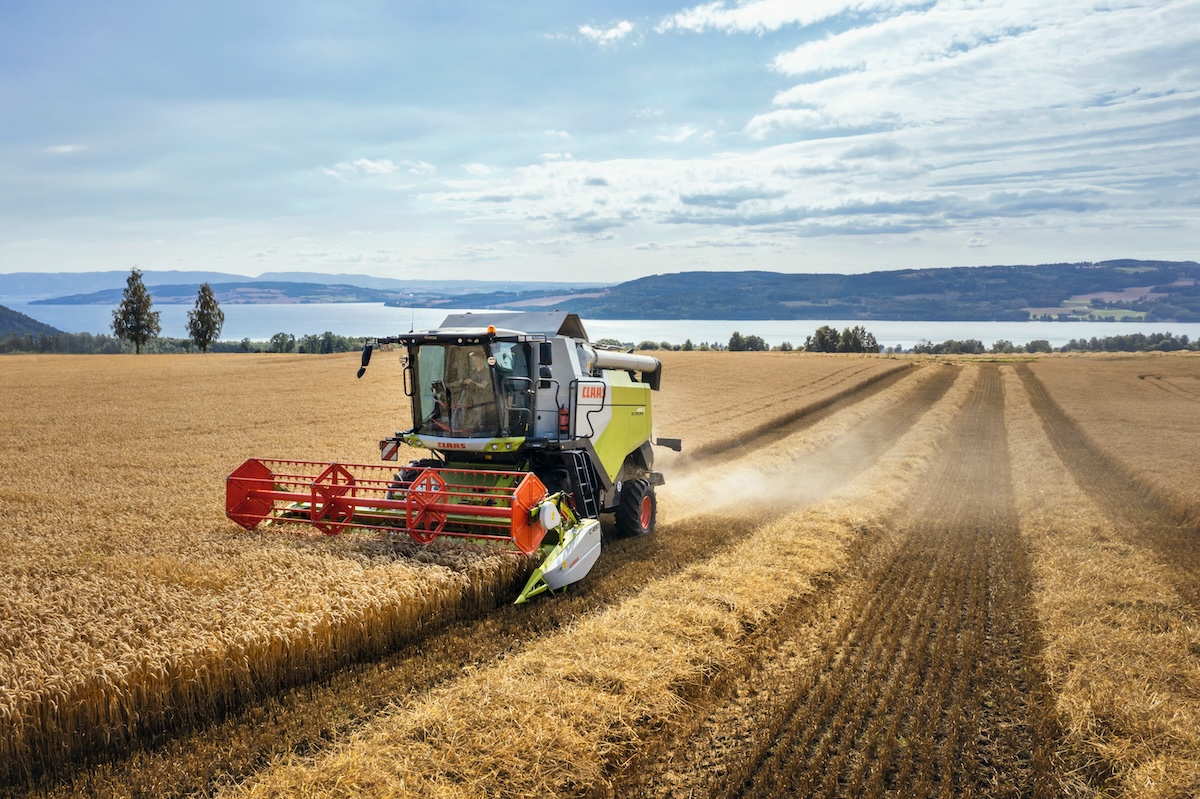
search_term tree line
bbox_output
[629,327,1200,355]
[0,330,363,355]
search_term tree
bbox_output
[804,325,840,353]
[833,325,879,353]
[728,331,747,351]
[186,283,224,352]
[268,332,296,353]
[111,267,161,354]
[296,331,359,354]
[1025,339,1053,353]
[744,334,769,351]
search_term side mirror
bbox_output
[357,342,374,379]
[539,341,553,365]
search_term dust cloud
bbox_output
[657,430,876,523]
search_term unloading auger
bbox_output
[225,312,680,603]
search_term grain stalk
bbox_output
[224,367,979,797]
[1002,365,1200,797]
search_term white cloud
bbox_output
[7,0,1196,279]
[658,0,925,34]
[324,158,395,177]
[353,158,399,174]
[766,0,1200,134]
[323,158,435,178]
[656,125,701,143]
[579,20,634,45]
[744,108,830,139]
[426,103,1184,254]
[455,242,513,261]
[403,160,437,176]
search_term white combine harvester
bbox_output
[227,312,680,603]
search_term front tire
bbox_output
[389,458,443,497]
[616,479,656,536]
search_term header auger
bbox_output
[226,312,680,603]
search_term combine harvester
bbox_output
[226,312,680,603]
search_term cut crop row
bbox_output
[1004,366,1200,795]
[712,366,1059,799]
[217,366,977,797]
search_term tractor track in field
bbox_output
[689,361,913,460]
[627,365,1060,799]
[679,362,906,439]
[1136,373,1200,404]
[14,364,949,799]
[1016,365,1200,610]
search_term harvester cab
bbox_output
[227,312,680,603]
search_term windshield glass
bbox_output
[410,342,535,438]
[412,344,499,437]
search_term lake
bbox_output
[8,300,1200,350]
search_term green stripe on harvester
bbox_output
[591,382,654,481]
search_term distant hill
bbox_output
[0,304,63,336]
[32,280,596,306]
[254,272,605,294]
[0,270,608,302]
[0,271,251,301]
[31,281,403,306]
[10,260,1200,321]
[454,260,1200,322]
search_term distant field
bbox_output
[3,351,1200,798]
[1031,354,1200,515]
[1022,300,1146,321]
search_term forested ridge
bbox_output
[532,259,1200,321]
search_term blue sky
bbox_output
[2,0,1197,281]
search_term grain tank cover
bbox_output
[437,311,589,340]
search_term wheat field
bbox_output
[4,350,1200,798]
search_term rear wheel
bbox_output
[616,479,656,536]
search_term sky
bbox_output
[1,0,1197,282]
